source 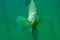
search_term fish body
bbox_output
[28,0,37,22]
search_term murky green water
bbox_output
[0,0,60,40]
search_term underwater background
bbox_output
[0,0,60,40]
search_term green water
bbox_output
[0,0,60,40]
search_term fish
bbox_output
[16,0,51,36]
